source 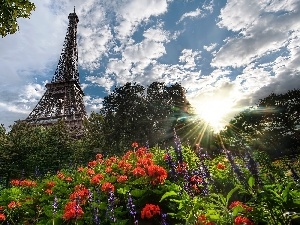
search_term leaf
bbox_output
[226,186,240,205]
[130,189,147,198]
[160,191,178,202]
[248,176,255,188]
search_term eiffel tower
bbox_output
[25,8,87,130]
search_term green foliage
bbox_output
[0,0,36,37]
[0,143,299,224]
[222,89,300,158]
[90,82,192,155]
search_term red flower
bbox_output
[118,160,133,172]
[234,216,254,225]
[10,179,20,186]
[196,214,216,225]
[77,167,84,172]
[65,177,73,182]
[7,201,21,209]
[217,162,226,170]
[90,174,104,185]
[0,206,3,211]
[131,142,138,148]
[190,175,203,184]
[101,182,115,193]
[0,213,5,221]
[132,167,146,177]
[229,201,253,212]
[105,167,112,173]
[46,181,56,188]
[45,189,53,195]
[147,165,168,185]
[88,160,97,167]
[57,172,65,180]
[117,175,128,183]
[96,154,103,160]
[70,184,89,204]
[137,157,153,168]
[63,201,84,220]
[87,168,95,176]
[176,162,188,173]
[141,204,160,219]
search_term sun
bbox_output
[190,97,233,133]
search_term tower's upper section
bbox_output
[52,7,79,83]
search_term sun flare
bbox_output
[191,97,234,133]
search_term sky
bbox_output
[0,0,299,130]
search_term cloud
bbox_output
[178,8,202,23]
[114,0,169,40]
[213,0,300,68]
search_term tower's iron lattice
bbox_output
[25,8,87,130]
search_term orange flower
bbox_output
[147,165,168,185]
[0,213,5,221]
[7,201,21,209]
[90,174,104,185]
[132,167,146,177]
[190,175,203,184]
[57,172,65,180]
[216,162,226,170]
[117,175,128,183]
[131,142,138,148]
[229,201,253,212]
[46,181,56,188]
[10,179,20,186]
[69,185,89,204]
[45,189,53,195]
[105,167,112,173]
[88,160,97,167]
[87,168,95,176]
[63,201,84,220]
[234,216,254,225]
[176,162,188,173]
[96,154,103,160]
[0,206,3,211]
[196,214,216,225]
[65,177,73,182]
[77,167,84,172]
[101,182,114,193]
[141,204,160,219]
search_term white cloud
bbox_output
[178,8,202,23]
[203,43,217,52]
[115,0,169,40]
[179,49,201,69]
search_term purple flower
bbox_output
[161,213,168,225]
[225,149,246,186]
[245,151,262,186]
[127,192,138,224]
[53,195,58,215]
[107,190,116,222]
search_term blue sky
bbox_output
[0,0,299,130]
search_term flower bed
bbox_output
[0,140,299,224]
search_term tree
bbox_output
[0,0,36,37]
[222,89,300,158]
[87,82,192,154]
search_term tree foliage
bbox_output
[0,0,35,37]
[85,82,192,155]
[222,89,300,158]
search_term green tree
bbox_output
[89,82,192,155]
[0,0,36,37]
[222,89,300,158]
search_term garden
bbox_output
[0,132,299,225]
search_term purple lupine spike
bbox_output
[53,195,58,215]
[225,149,246,185]
[87,189,93,204]
[165,148,177,181]
[173,129,184,164]
[107,190,116,222]
[161,213,168,225]
[93,207,100,225]
[245,151,262,186]
[127,192,138,224]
